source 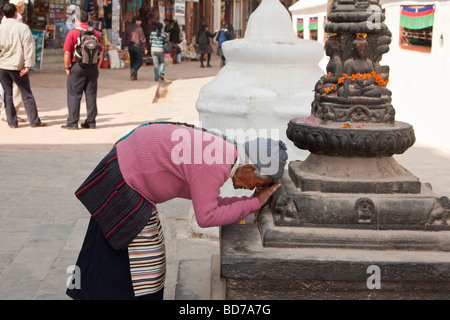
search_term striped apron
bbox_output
[128,210,166,296]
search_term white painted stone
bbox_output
[196,0,325,162]
[190,0,325,237]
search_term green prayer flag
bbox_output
[400,13,434,30]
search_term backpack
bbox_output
[198,31,209,45]
[74,27,100,65]
[217,30,228,46]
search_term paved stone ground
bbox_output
[0,55,222,300]
[0,52,449,300]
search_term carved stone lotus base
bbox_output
[286,117,415,157]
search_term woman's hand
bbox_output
[253,184,281,207]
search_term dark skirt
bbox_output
[66,217,164,300]
[198,44,213,54]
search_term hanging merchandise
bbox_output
[66,4,79,33]
[111,0,120,45]
[32,0,47,30]
[158,1,165,24]
[166,5,174,20]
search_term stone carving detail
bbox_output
[287,120,415,157]
[427,197,450,226]
[313,32,393,124]
[287,0,417,158]
[310,0,394,126]
[272,193,299,225]
[311,101,395,123]
[355,197,374,223]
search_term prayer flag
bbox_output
[309,17,318,30]
[400,5,435,30]
[297,18,304,32]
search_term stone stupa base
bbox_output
[220,211,450,300]
[267,158,450,232]
[258,205,450,251]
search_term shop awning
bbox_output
[309,17,318,30]
[400,5,435,30]
[297,18,304,32]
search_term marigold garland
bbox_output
[341,71,389,86]
[322,72,389,96]
[341,121,364,129]
[342,121,352,128]
[322,84,338,95]
[356,32,367,39]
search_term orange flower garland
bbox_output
[323,71,389,95]
[335,71,389,87]
[322,84,338,95]
[322,71,388,96]
[341,121,364,129]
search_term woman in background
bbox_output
[196,24,216,68]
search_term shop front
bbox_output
[0,0,244,69]
[8,0,197,47]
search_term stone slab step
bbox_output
[175,258,211,300]
[175,254,225,300]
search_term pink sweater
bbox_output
[116,124,261,227]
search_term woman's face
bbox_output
[16,3,25,14]
[231,165,273,190]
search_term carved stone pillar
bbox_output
[260,0,449,248]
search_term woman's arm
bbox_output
[188,167,261,228]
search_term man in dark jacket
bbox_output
[121,16,148,80]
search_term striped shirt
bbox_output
[149,31,167,53]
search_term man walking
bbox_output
[0,3,46,128]
[121,16,147,80]
[62,9,103,130]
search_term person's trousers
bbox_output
[0,83,24,120]
[128,44,143,74]
[171,43,179,63]
[66,63,99,127]
[151,51,165,81]
[0,68,41,127]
